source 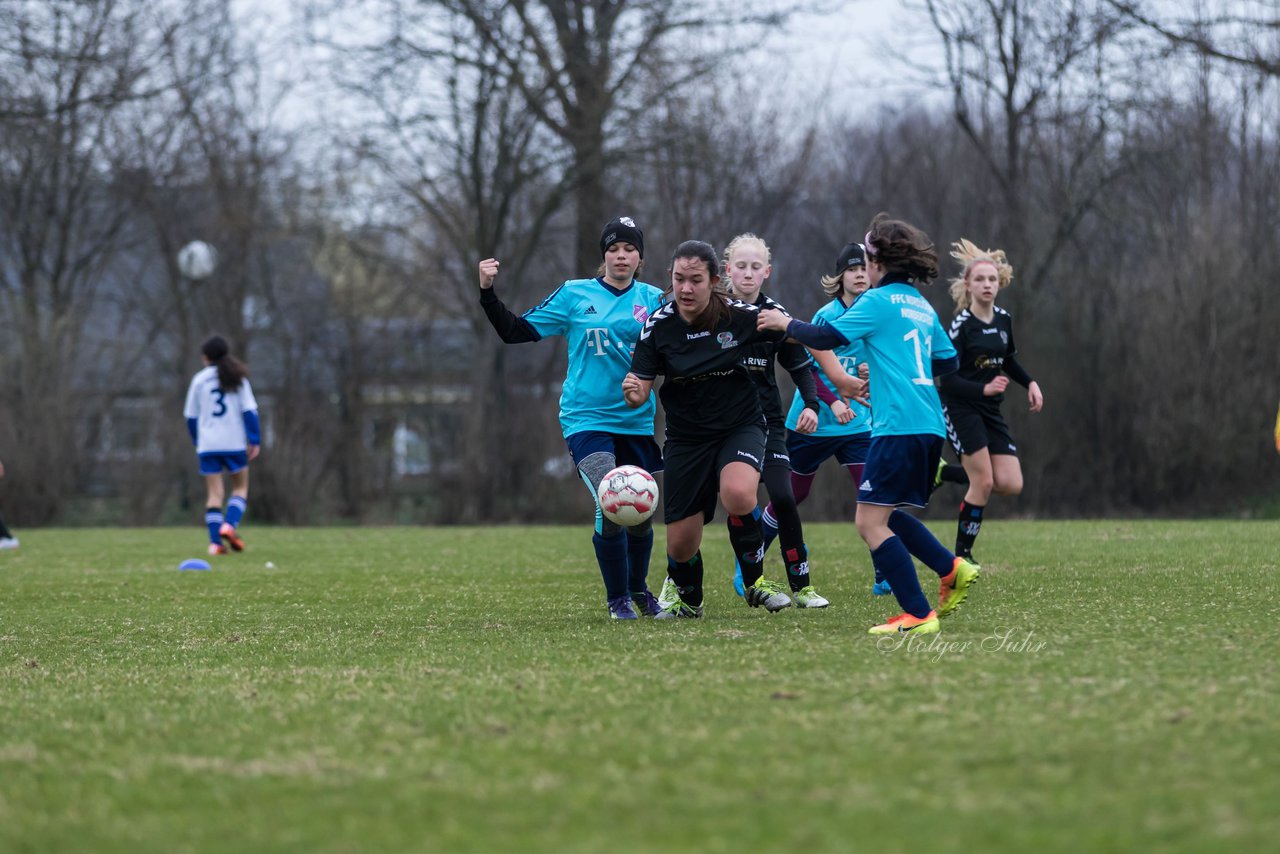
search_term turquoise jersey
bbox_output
[784,298,872,437]
[824,281,956,438]
[523,277,667,438]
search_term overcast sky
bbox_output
[234,0,923,126]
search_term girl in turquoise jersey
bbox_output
[478,217,667,620]
[758,214,981,636]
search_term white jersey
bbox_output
[183,366,259,454]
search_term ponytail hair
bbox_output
[864,212,938,285]
[201,335,248,392]
[948,238,1014,311]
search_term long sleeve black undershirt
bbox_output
[479,286,542,343]
[786,360,820,414]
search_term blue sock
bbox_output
[226,495,247,528]
[626,529,654,594]
[870,536,931,618]
[760,503,780,555]
[888,509,955,577]
[205,508,224,545]
[593,532,629,600]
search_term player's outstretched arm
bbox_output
[477,257,541,344]
[622,372,653,408]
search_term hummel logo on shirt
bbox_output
[584,305,597,315]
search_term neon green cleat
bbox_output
[792,585,830,609]
[745,577,793,612]
[937,557,981,618]
[654,597,703,619]
[657,576,680,610]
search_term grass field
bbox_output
[2,520,1277,852]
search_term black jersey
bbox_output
[941,306,1017,403]
[631,299,786,440]
[740,294,814,425]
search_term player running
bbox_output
[758,214,981,636]
[719,233,829,608]
[478,217,667,620]
[937,239,1044,566]
[183,335,261,556]
[624,240,797,618]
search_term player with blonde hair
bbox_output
[715,232,829,608]
[936,239,1044,565]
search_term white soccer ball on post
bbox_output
[596,465,659,526]
[177,240,219,280]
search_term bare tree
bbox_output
[1106,0,1280,76]
[0,0,210,522]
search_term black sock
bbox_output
[0,514,12,539]
[955,500,985,559]
[941,464,969,485]
[727,512,765,589]
[783,544,810,592]
[667,551,704,607]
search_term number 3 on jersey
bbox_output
[903,328,934,386]
[210,388,227,416]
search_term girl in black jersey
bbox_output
[937,239,1044,564]
[720,233,829,608]
[624,240,796,618]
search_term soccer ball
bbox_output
[177,240,219,280]
[596,465,659,526]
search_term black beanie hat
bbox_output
[834,242,867,274]
[600,216,644,258]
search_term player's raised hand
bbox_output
[478,258,500,289]
[1027,381,1044,413]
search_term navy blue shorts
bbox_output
[565,431,664,473]
[858,434,943,508]
[198,451,249,475]
[785,432,871,475]
[662,423,766,524]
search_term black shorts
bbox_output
[764,418,791,470]
[662,423,767,524]
[941,398,1017,457]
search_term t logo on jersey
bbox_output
[584,327,611,355]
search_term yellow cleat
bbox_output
[868,610,940,635]
[938,557,981,618]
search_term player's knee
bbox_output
[721,489,756,517]
[599,518,624,539]
[994,477,1023,496]
[970,472,995,495]
[627,519,652,537]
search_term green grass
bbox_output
[2,521,1277,853]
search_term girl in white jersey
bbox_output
[183,336,261,556]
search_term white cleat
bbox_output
[793,585,830,608]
